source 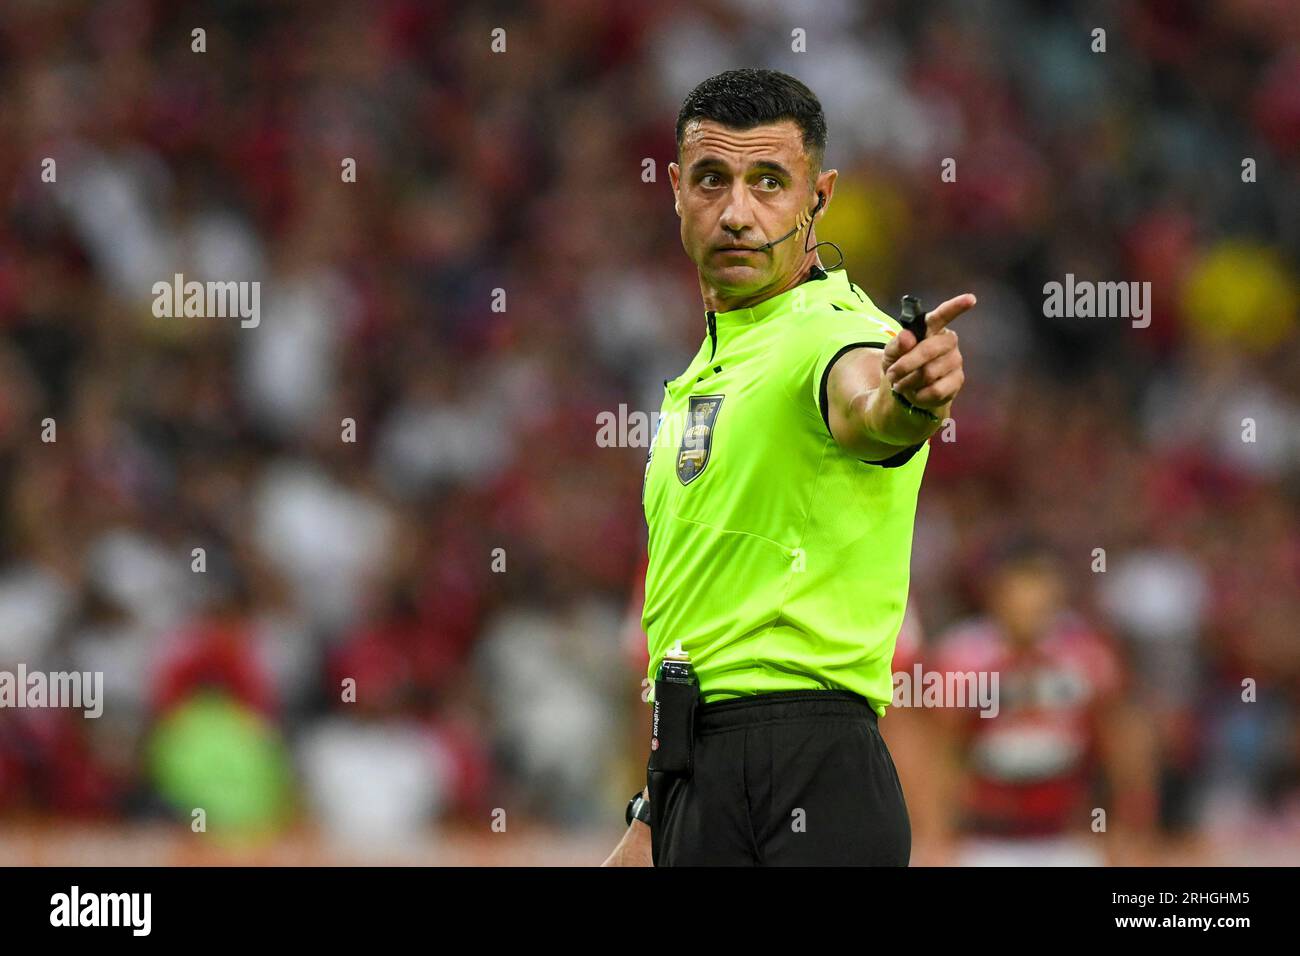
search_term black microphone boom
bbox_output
[754,193,824,252]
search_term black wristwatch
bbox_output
[626,790,651,828]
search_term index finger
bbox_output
[925,293,978,334]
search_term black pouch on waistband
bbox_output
[647,678,699,777]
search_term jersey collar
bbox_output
[705,265,849,330]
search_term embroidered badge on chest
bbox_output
[677,394,725,484]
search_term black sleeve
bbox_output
[818,342,925,469]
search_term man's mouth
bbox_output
[714,244,763,254]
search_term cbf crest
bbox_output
[676,394,724,484]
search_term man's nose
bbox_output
[718,184,756,234]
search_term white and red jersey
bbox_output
[929,612,1124,837]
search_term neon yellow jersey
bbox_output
[641,267,928,717]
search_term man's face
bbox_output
[669,118,830,298]
[990,563,1064,646]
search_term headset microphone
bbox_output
[750,191,845,271]
[754,192,825,252]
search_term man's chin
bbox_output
[702,261,771,291]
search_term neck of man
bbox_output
[699,248,823,313]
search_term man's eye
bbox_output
[757,176,781,190]
[702,173,723,187]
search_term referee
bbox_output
[603,69,975,867]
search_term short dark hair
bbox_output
[988,533,1062,579]
[676,69,827,174]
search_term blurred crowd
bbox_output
[0,0,1296,858]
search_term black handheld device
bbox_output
[899,295,928,341]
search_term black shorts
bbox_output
[646,690,910,866]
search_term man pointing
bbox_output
[604,68,975,867]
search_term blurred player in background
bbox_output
[916,539,1159,865]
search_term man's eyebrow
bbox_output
[749,160,794,180]
[687,157,795,180]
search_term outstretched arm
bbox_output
[825,293,975,460]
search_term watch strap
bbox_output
[626,791,651,828]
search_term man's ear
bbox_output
[668,162,681,217]
[814,168,838,218]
